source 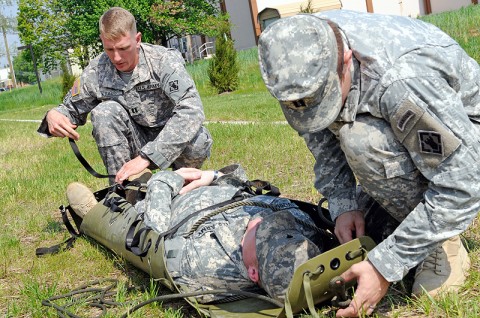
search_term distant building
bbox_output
[258,0,341,32]
[221,0,478,51]
[0,68,12,88]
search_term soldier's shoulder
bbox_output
[141,43,185,64]
[81,53,110,78]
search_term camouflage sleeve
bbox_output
[141,50,205,169]
[368,76,480,282]
[300,130,359,220]
[37,66,99,137]
[142,170,185,233]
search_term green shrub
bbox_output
[207,25,239,94]
[61,62,77,97]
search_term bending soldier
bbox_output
[258,10,480,317]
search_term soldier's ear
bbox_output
[342,49,353,78]
[136,32,142,48]
[247,266,259,283]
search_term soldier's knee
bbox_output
[91,101,128,126]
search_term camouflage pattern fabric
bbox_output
[37,43,212,179]
[135,164,320,303]
[255,210,322,301]
[258,14,342,133]
[259,10,480,283]
[90,100,211,183]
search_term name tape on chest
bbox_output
[136,82,162,91]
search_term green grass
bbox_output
[419,4,480,63]
[2,6,480,318]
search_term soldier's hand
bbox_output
[335,210,365,244]
[177,169,222,194]
[335,260,389,317]
[115,156,150,184]
[46,109,79,140]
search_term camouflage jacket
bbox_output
[304,10,480,282]
[136,164,317,303]
[37,43,206,169]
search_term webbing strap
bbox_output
[125,218,152,257]
[245,179,280,196]
[303,273,320,318]
[36,205,82,256]
[69,138,115,179]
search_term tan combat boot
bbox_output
[412,235,470,297]
[125,169,152,205]
[127,168,152,184]
[66,182,98,218]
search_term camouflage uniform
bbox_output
[259,11,480,283]
[38,44,212,181]
[135,164,319,303]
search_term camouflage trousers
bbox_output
[90,101,212,184]
[338,114,479,223]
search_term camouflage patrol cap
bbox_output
[255,211,321,302]
[258,14,341,134]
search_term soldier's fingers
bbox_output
[355,219,365,237]
[61,124,79,140]
[335,228,353,244]
[176,170,202,182]
[339,267,357,283]
[179,180,201,194]
[336,300,359,317]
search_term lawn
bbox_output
[2,5,480,317]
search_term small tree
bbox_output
[61,61,76,97]
[12,50,36,84]
[300,0,317,13]
[208,25,239,94]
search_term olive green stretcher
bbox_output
[38,183,376,317]
[76,188,376,318]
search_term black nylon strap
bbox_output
[36,205,82,256]
[69,138,115,179]
[125,218,152,257]
[245,179,280,196]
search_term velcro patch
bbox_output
[418,131,443,155]
[391,94,461,168]
[71,78,81,96]
[169,80,179,93]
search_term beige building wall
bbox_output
[342,0,475,16]
[224,0,257,50]
[340,0,367,12]
[430,0,473,13]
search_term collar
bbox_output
[99,44,151,91]
[125,45,152,90]
[338,55,360,123]
[335,28,360,124]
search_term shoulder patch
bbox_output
[71,78,81,97]
[418,130,443,155]
[391,94,461,168]
[168,80,179,93]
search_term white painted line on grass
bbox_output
[0,118,288,125]
[0,119,42,123]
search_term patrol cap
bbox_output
[258,14,342,134]
[255,211,321,301]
